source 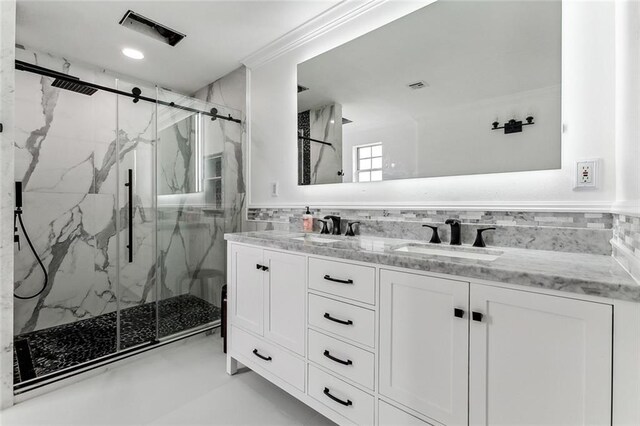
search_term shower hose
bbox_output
[14,209,49,300]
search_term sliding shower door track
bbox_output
[14,321,220,396]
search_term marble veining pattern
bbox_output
[0,0,17,408]
[248,208,614,255]
[225,231,639,302]
[12,50,246,341]
[308,104,343,185]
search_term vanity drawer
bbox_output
[308,365,375,426]
[309,257,375,305]
[230,326,305,391]
[308,329,375,390]
[308,294,375,348]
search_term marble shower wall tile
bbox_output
[12,47,159,335]
[157,207,226,307]
[309,103,343,185]
[1,0,16,408]
[249,207,614,255]
[191,66,247,284]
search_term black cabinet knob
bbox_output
[472,311,484,322]
[454,308,465,318]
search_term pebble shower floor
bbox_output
[13,294,220,385]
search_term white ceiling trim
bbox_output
[241,0,387,69]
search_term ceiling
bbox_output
[297,0,561,131]
[16,0,340,94]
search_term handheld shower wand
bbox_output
[14,181,49,300]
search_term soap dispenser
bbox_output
[302,206,313,232]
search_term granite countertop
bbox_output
[224,231,640,302]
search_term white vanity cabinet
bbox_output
[379,270,613,426]
[469,283,612,426]
[379,270,470,425]
[228,244,307,393]
[226,241,631,426]
[229,244,306,355]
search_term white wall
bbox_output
[249,0,617,210]
[614,0,640,215]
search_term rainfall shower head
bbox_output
[51,76,98,96]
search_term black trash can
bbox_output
[221,284,227,353]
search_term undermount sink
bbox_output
[394,244,503,261]
[290,235,341,244]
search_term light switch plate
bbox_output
[574,159,598,189]
[270,181,279,197]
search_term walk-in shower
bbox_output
[12,48,243,392]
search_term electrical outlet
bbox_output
[270,181,279,197]
[574,160,598,189]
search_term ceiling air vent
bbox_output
[407,80,428,90]
[297,85,309,93]
[119,10,186,47]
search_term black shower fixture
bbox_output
[17,61,97,96]
[15,60,242,123]
[492,116,535,134]
[131,87,142,103]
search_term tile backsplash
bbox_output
[248,208,612,229]
[612,213,640,281]
[247,208,614,256]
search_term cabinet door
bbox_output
[469,284,612,426]
[379,270,469,426]
[263,250,306,355]
[230,244,265,335]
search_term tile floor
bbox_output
[1,333,335,425]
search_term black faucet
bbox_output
[445,219,461,245]
[422,224,441,244]
[473,227,496,248]
[318,219,330,235]
[324,215,341,235]
[345,221,360,237]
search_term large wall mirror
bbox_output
[297,0,561,185]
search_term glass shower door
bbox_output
[115,80,158,350]
[155,89,241,338]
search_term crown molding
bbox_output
[241,0,388,69]
[247,201,614,213]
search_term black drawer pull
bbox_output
[454,308,465,318]
[323,350,353,366]
[323,275,353,284]
[256,264,263,270]
[324,312,353,326]
[323,387,352,407]
[472,311,484,322]
[252,349,272,361]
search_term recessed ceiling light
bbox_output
[122,47,144,60]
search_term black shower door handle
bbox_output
[125,168,133,263]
